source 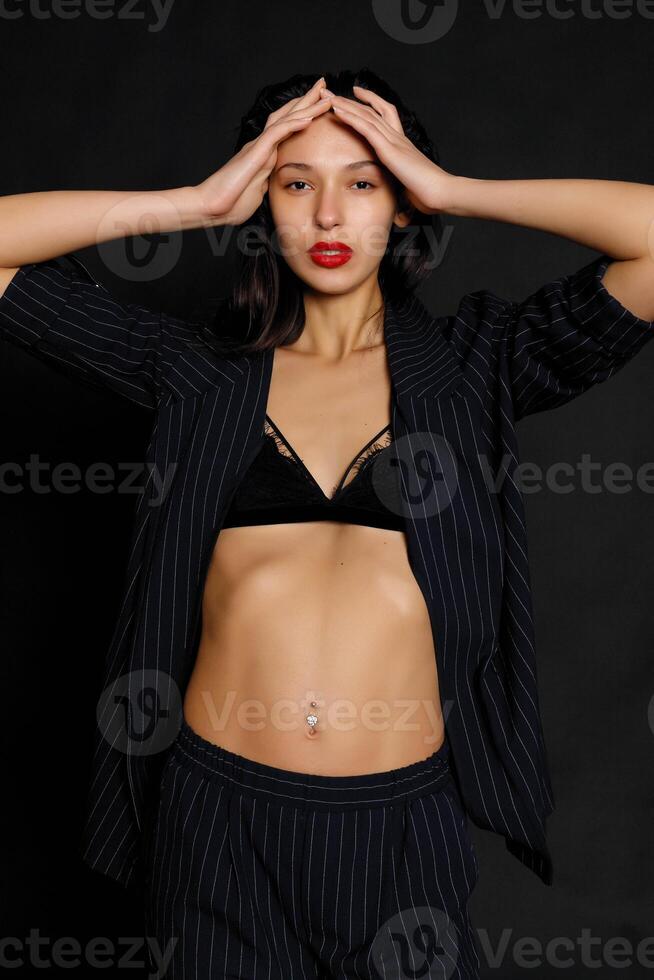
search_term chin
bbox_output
[293,266,377,297]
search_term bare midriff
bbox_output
[183,521,444,775]
[182,343,445,776]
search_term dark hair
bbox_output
[200,67,443,356]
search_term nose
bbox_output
[313,186,343,230]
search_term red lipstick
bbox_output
[308,241,353,268]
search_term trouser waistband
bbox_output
[170,718,453,811]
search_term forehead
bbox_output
[274,113,382,170]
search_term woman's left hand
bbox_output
[321,85,454,215]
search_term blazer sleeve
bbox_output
[0,255,205,409]
[494,253,654,420]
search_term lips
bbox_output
[308,241,352,254]
[308,241,353,268]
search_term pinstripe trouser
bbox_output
[143,719,481,979]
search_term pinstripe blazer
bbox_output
[1,252,652,892]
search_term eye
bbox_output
[284,179,377,192]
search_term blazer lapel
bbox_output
[383,291,464,407]
[382,292,471,685]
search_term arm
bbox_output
[0,187,216,408]
[0,251,210,407]
[327,85,654,320]
[442,176,654,321]
[321,88,654,417]
[444,253,654,421]
[0,81,333,407]
[437,178,654,419]
[0,185,212,270]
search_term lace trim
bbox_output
[263,417,295,461]
[343,427,393,488]
[263,417,393,498]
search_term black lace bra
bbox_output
[222,415,405,531]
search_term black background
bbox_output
[1,2,653,977]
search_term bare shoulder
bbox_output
[0,267,20,298]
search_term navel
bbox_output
[305,699,320,739]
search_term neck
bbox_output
[297,279,386,360]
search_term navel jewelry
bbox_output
[306,700,319,737]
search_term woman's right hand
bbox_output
[195,77,333,227]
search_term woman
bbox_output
[1,68,652,980]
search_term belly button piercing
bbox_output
[306,700,319,737]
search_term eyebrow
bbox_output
[274,159,382,174]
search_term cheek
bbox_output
[275,220,312,261]
[267,188,297,228]
[267,202,307,258]
[267,191,286,232]
[350,213,394,264]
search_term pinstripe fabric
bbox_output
[142,719,481,979]
[1,252,652,895]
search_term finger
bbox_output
[281,95,333,127]
[229,96,331,201]
[329,103,405,177]
[263,90,328,133]
[351,84,404,134]
[329,96,400,145]
[225,108,322,195]
[279,77,326,116]
[258,99,332,158]
[330,103,388,149]
[264,77,326,128]
[331,92,384,121]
